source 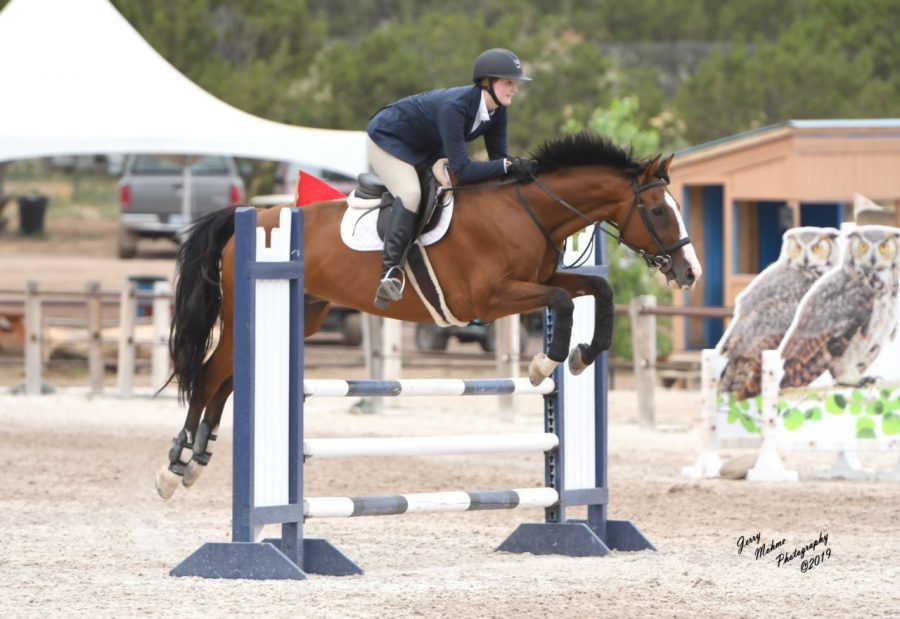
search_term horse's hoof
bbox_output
[568,344,595,376]
[528,353,559,386]
[182,461,205,487]
[568,347,588,376]
[155,465,181,500]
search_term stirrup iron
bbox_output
[374,266,405,308]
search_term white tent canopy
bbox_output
[0,0,368,177]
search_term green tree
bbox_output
[570,0,712,42]
[676,0,900,144]
[562,96,660,155]
[292,7,612,156]
[712,0,800,43]
[291,21,433,129]
[674,45,767,144]
[511,23,613,153]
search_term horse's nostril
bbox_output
[686,268,696,283]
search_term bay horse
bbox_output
[156,132,702,499]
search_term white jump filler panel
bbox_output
[253,209,293,508]
[562,227,597,490]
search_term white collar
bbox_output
[471,93,492,133]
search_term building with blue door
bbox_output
[668,119,900,350]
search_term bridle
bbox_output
[616,176,692,270]
[512,173,692,271]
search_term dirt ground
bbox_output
[0,213,175,291]
[1,214,899,618]
[1,388,898,619]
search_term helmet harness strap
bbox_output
[483,79,504,107]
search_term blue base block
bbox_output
[263,537,363,576]
[171,538,363,580]
[601,519,657,552]
[497,520,655,556]
[170,542,307,580]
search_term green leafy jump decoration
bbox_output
[722,393,762,434]
[722,386,900,439]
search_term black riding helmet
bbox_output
[472,48,531,107]
[472,47,531,83]
[472,48,532,82]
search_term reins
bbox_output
[448,177,570,258]
[510,173,691,271]
[443,166,691,271]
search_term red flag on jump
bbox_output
[295,170,347,206]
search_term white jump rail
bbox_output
[304,433,559,459]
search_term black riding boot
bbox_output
[374,199,419,309]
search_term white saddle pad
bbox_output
[339,190,454,252]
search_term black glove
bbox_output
[507,157,537,181]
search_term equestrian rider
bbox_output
[366,48,538,309]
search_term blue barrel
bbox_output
[129,275,168,317]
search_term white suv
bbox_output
[116,154,245,258]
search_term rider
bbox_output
[366,48,538,309]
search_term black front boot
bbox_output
[374,198,419,309]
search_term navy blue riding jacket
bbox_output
[367,85,508,184]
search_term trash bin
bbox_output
[129,275,169,317]
[18,192,49,235]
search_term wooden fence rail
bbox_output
[0,280,173,396]
[1,282,734,423]
[617,296,735,427]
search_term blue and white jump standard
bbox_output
[170,207,654,580]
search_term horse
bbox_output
[155,131,703,499]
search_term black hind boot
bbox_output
[374,199,419,309]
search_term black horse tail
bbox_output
[165,206,238,404]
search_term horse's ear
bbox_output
[641,154,662,183]
[656,153,674,182]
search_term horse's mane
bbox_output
[532,131,647,175]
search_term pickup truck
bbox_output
[116,154,245,258]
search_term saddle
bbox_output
[351,159,453,241]
[343,160,464,327]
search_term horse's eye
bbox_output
[651,207,664,216]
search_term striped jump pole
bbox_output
[304,488,560,518]
[171,207,654,581]
[303,377,554,398]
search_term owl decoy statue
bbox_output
[779,226,900,390]
[719,227,840,400]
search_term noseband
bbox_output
[515,174,692,270]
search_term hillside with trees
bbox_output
[2,0,897,153]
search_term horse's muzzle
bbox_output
[665,257,700,290]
